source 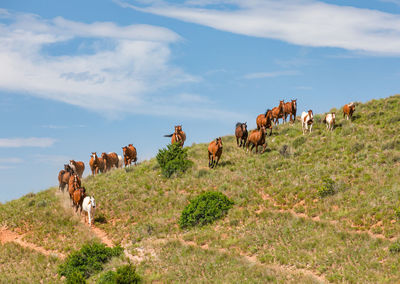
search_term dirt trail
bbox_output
[259,191,395,242]
[174,236,326,283]
[0,226,65,259]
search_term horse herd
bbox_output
[57,101,356,225]
[57,145,138,226]
[234,100,356,155]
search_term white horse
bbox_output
[323,113,336,131]
[82,196,96,226]
[301,110,314,135]
[117,155,124,168]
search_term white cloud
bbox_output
[0,158,23,164]
[0,138,56,148]
[0,10,201,117]
[120,0,400,55]
[244,70,299,79]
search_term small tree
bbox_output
[156,143,193,178]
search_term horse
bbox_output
[73,187,86,214]
[256,109,273,136]
[235,122,248,148]
[68,174,81,205]
[343,102,355,120]
[122,145,137,167]
[101,152,119,172]
[82,195,96,226]
[164,125,186,147]
[284,99,297,123]
[90,152,105,175]
[271,100,285,125]
[58,164,74,192]
[323,113,336,131]
[208,137,223,168]
[246,126,267,154]
[69,160,85,178]
[301,110,314,134]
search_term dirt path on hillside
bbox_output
[0,226,65,259]
[175,237,326,284]
[258,191,396,242]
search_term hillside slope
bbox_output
[1,95,399,283]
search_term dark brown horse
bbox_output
[101,152,119,172]
[164,125,186,147]
[283,99,297,123]
[73,187,86,214]
[58,164,74,192]
[247,126,267,154]
[256,109,273,135]
[235,122,248,148]
[208,137,223,168]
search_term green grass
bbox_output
[1,94,400,282]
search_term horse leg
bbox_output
[208,152,212,168]
[236,137,239,147]
[310,123,313,133]
[251,144,255,154]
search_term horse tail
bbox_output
[164,133,174,137]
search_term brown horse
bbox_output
[256,109,273,136]
[89,152,105,175]
[235,122,248,148]
[69,160,85,178]
[271,100,285,125]
[122,144,137,167]
[343,102,356,120]
[208,137,223,168]
[247,126,267,154]
[73,187,86,214]
[283,99,297,123]
[101,152,119,172]
[58,164,74,192]
[68,174,81,205]
[164,125,186,147]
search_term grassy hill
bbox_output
[1,94,399,283]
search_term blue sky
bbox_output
[0,0,399,202]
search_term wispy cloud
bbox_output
[244,70,299,79]
[33,154,70,165]
[0,10,203,117]
[0,157,23,169]
[0,138,56,148]
[295,86,313,90]
[120,0,400,55]
[40,124,86,129]
[380,0,400,6]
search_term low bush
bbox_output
[317,177,336,198]
[156,143,193,178]
[179,191,234,229]
[97,265,141,284]
[59,242,123,281]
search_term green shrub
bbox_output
[179,191,234,229]
[317,177,336,198]
[97,265,141,284]
[66,270,86,284]
[59,242,123,281]
[156,143,193,178]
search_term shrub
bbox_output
[59,242,124,281]
[67,270,86,284]
[317,177,335,198]
[97,265,141,284]
[156,143,193,178]
[179,191,234,229]
[279,145,291,157]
